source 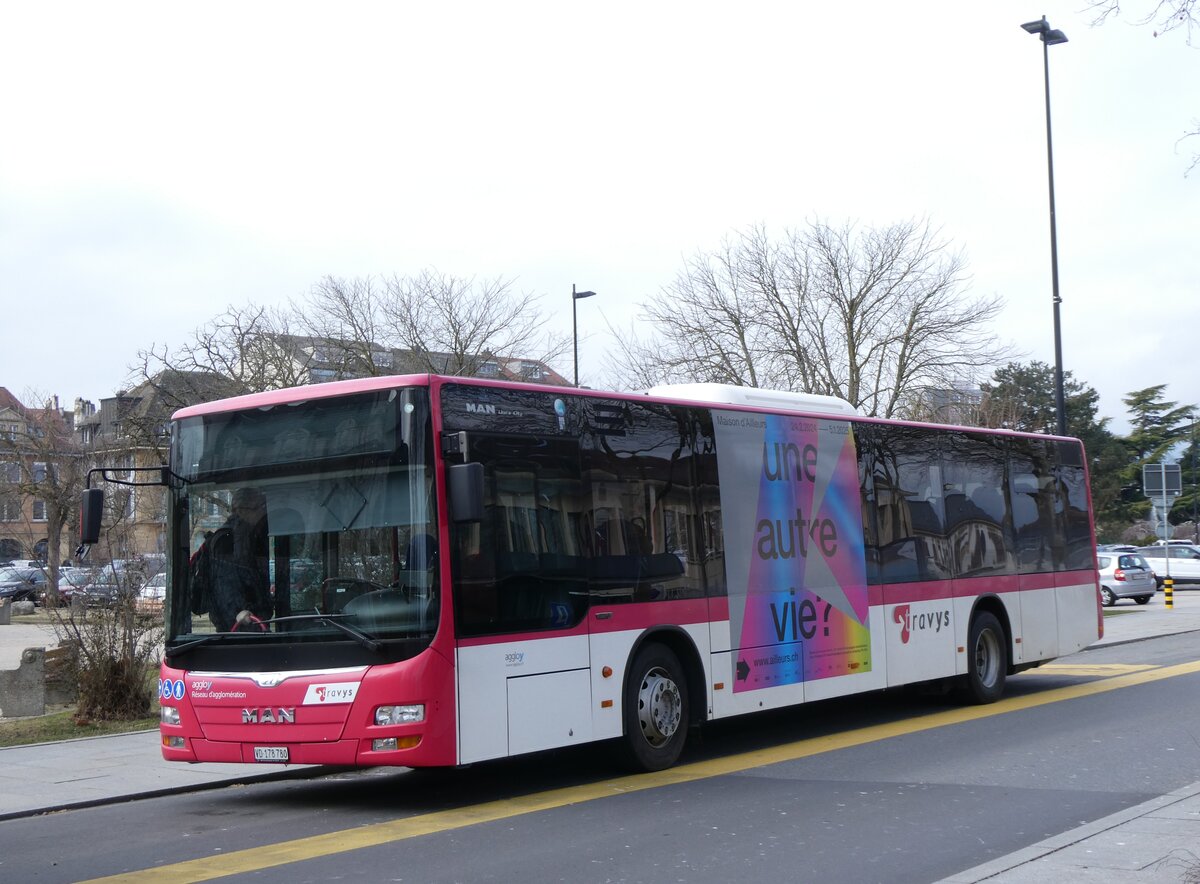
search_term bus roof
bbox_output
[171,374,434,420]
[170,373,1078,444]
[644,383,860,416]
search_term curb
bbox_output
[0,764,344,823]
[939,780,1200,883]
[1091,625,1200,649]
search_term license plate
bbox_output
[253,746,289,762]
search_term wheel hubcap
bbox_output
[636,666,681,747]
[975,629,1000,688]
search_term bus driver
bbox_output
[191,487,273,631]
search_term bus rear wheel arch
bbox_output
[621,643,690,772]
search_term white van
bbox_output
[1137,545,1200,585]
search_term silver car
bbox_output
[1096,551,1157,607]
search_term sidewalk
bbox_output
[940,591,1200,882]
[941,781,1200,883]
[0,730,326,821]
[2,596,1200,881]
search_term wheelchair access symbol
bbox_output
[549,603,571,629]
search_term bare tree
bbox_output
[379,270,568,375]
[50,494,164,720]
[1088,1,1200,173]
[608,220,1012,418]
[1088,0,1198,39]
[610,236,781,391]
[294,276,394,377]
[132,271,571,402]
[132,303,304,419]
[0,397,89,593]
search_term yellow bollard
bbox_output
[1165,577,1174,610]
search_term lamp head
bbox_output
[1021,17,1067,44]
[573,290,597,300]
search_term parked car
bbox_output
[136,573,167,614]
[7,559,47,571]
[1136,544,1200,585]
[0,566,48,603]
[1096,551,1157,606]
[47,569,97,604]
[79,579,129,606]
[73,565,124,603]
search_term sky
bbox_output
[2,2,1197,433]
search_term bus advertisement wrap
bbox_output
[714,411,871,692]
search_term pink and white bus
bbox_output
[137,374,1100,772]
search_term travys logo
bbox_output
[892,604,951,644]
[302,682,359,705]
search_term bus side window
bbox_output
[1009,437,1065,574]
[451,433,588,636]
[581,400,704,604]
[940,432,1014,578]
[866,424,949,584]
[1056,440,1092,571]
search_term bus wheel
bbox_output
[963,611,1006,704]
[622,644,689,772]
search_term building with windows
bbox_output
[911,385,985,427]
[72,372,230,564]
[0,389,77,563]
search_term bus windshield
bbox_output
[165,386,438,659]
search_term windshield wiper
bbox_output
[306,614,382,653]
[165,632,239,657]
[259,612,384,653]
[166,613,384,657]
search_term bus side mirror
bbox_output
[448,463,484,523]
[80,488,104,545]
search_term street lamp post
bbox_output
[1192,413,1198,542]
[1021,15,1069,437]
[571,284,597,387]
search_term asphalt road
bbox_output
[4,632,1200,884]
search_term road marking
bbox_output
[82,658,1200,883]
[1023,663,1159,677]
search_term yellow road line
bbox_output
[84,659,1200,883]
[1024,663,1159,677]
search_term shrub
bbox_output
[48,589,163,722]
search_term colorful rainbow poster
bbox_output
[713,411,871,693]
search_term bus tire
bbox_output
[963,611,1006,704]
[621,643,689,772]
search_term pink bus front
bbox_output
[159,378,458,767]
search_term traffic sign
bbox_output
[1143,463,1182,497]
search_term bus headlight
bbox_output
[375,704,424,725]
[161,706,181,726]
